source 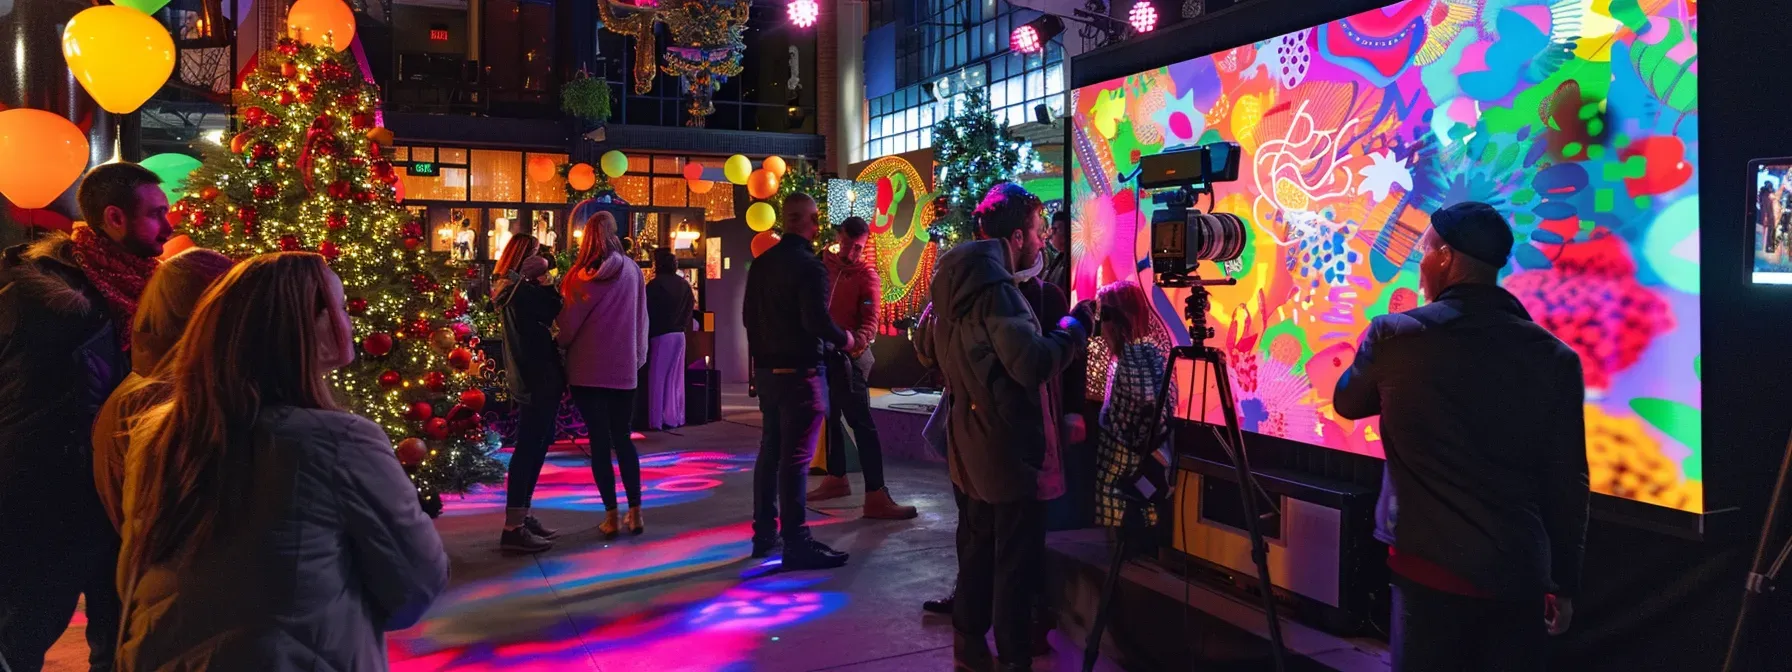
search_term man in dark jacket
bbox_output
[1334,201,1589,671]
[744,193,855,570]
[0,163,170,672]
[1043,210,1071,295]
[919,183,1092,671]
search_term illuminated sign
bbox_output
[408,162,439,176]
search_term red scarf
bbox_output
[70,226,159,350]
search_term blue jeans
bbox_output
[753,366,828,543]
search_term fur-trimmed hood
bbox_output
[1,233,96,317]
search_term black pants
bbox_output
[0,532,120,672]
[753,367,828,543]
[570,386,642,510]
[1391,578,1547,672]
[954,495,1046,665]
[506,392,563,509]
[825,353,887,492]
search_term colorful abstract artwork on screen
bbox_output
[1069,0,1701,512]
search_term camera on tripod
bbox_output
[1142,142,1246,286]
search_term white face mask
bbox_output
[1013,252,1045,282]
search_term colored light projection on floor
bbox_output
[1069,0,1701,512]
[390,523,846,671]
[439,450,758,516]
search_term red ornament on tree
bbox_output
[276,40,300,56]
[450,321,473,341]
[396,438,427,467]
[279,234,300,251]
[253,182,278,199]
[251,142,277,160]
[326,212,347,230]
[327,181,352,199]
[424,371,447,392]
[379,370,402,389]
[447,348,474,371]
[352,190,374,203]
[318,240,340,261]
[424,417,450,440]
[361,332,394,357]
[406,317,434,340]
[281,61,298,78]
[259,113,281,128]
[199,186,220,201]
[402,237,423,251]
[458,388,487,412]
[351,113,375,130]
[189,210,209,228]
[405,401,433,422]
[237,205,258,226]
[277,91,296,106]
[295,82,316,103]
[243,106,266,125]
[347,297,368,315]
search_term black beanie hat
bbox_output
[1430,202,1514,269]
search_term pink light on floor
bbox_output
[789,0,818,28]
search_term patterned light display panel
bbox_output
[1069,0,1701,512]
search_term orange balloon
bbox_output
[60,5,176,114]
[568,163,597,191]
[526,155,557,183]
[688,179,713,194]
[287,0,357,51]
[763,155,788,178]
[747,169,779,200]
[750,230,781,258]
[158,234,195,260]
[0,109,91,209]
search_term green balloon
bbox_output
[113,0,172,15]
[600,150,629,179]
[140,153,202,202]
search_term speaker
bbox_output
[1168,456,1386,635]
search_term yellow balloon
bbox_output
[287,0,357,52]
[0,109,90,209]
[763,155,788,178]
[60,6,175,114]
[724,155,753,185]
[746,202,776,232]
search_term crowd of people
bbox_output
[0,162,1588,672]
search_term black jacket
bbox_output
[645,270,695,338]
[495,278,566,406]
[0,235,130,544]
[1334,283,1589,600]
[744,235,848,370]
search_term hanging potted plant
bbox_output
[561,69,614,127]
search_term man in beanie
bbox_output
[1334,201,1589,670]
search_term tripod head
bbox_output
[1157,264,1237,346]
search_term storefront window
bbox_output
[487,207,522,259]
[653,177,688,207]
[613,175,651,205]
[530,210,564,254]
[470,150,524,202]
[447,208,482,261]
[525,152,569,204]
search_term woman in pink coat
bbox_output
[557,211,650,537]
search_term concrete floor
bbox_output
[42,389,1120,671]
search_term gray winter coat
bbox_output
[917,240,1085,504]
[116,407,450,672]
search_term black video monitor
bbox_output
[1751,157,1792,284]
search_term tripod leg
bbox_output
[1724,430,1792,671]
[1084,508,1133,672]
[1203,348,1288,672]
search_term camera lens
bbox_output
[1192,212,1246,263]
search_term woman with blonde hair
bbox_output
[116,252,448,671]
[1092,280,1174,529]
[557,210,649,537]
[93,247,236,534]
[491,233,564,554]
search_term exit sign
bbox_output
[408,161,438,176]
[429,28,449,41]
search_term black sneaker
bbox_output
[923,591,956,615]
[751,536,782,559]
[523,516,559,540]
[500,526,554,554]
[782,537,849,570]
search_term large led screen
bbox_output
[1069,0,1702,512]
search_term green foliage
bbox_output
[176,41,501,515]
[931,89,1030,245]
[559,161,615,203]
[560,72,614,124]
[771,157,833,246]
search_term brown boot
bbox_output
[598,510,620,539]
[624,508,644,536]
[807,475,852,501]
[862,488,918,520]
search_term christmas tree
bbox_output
[930,89,1032,244]
[176,39,502,516]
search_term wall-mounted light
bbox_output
[1011,15,1065,55]
[1129,1,1160,33]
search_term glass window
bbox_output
[470,150,523,202]
[1008,78,1024,106]
[905,107,918,131]
[524,152,568,204]
[921,128,933,147]
[486,207,522,260]
[872,116,885,137]
[444,207,481,260]
[1047,64,1064,95]
[402,166,468,202]
[653,156,682,175]
[612,175,650,205]
[627,154,651,174]
[991,81,1007,108]
[529,210,563,254]
[391,146,410,162]
[652,177,688,207]
[411,147,436,162]
[439,148,467,164]
[1027,70,1043,98]
[690,180,735,221]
